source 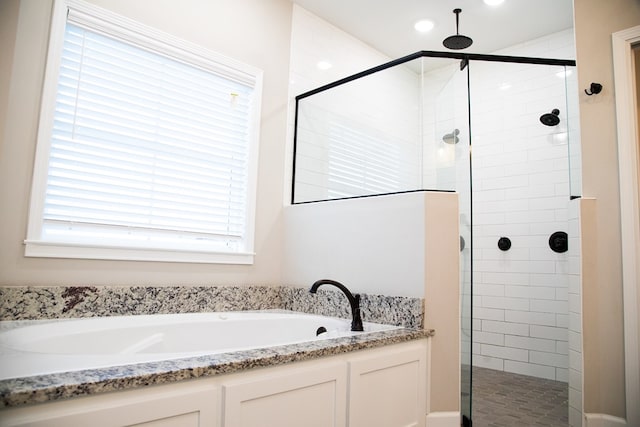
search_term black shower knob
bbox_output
[498,237,511,251]
[549,231,568,253]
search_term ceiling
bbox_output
[290,0,574,59]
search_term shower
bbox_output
[540,108,561,126]
[443,9,473,50]
[292,49,578,427]
[443,129,460,144]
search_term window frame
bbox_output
[25,0,263,264]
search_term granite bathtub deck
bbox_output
[0,325,432,408]
[0,285,428,408]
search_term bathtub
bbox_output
[0,311,399,380]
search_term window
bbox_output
[25,0,263,264]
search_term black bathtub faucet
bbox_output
[309,279,364,332]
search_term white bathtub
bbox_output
[0,311,399,380]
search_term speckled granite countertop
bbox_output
[0,285,429,409]
[0,322,432,408]
[0,285,425,329]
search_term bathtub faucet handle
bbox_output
[309,279,364,332]
[352,294,364,332]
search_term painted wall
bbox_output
[0,0,292,286]
[573,0,640,419]
[283,192,427,297]
[283,191,461,415]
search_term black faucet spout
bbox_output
[310,279,364,332]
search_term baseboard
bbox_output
[425,411,460,427]
[583,413,627,427]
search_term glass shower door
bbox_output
[419,57,472,425]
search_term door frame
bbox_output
[612,24,640,427]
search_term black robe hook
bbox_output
[585,82,602,96]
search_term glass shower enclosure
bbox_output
[292,51,577,426]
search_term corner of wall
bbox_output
[423,191,460,413]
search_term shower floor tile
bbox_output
[472,366,568,427]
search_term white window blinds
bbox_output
[26,0,262,263]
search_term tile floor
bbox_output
[471,366,569,427]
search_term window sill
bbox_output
[24,240,255,265]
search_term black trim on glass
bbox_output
[465,59,474,426]
[291,97,300,205]
[295,50,576,101]
[292,189,455,205]
[291,50,577,205]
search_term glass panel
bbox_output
[293,58,422,203]
[419,58,472,424]
[564,65,582,198]
[293,57,464,204]
[468,60,573,422]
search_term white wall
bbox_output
[283,190,461,415]
[0,0,292,286]
[283,192,427,297]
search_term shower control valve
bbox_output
[549,231,568,253]
[498,237,512,251]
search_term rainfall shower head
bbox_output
[540,109,560,126]
[443,9,473,50]
[443,129,460,144]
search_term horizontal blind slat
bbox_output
[42,22,254,246]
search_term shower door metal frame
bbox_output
[292,51,576,205]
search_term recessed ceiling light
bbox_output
[317,61,332,70]
[484,0,505,6]
[414,19,435,33]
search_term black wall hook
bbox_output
[585,82,602,96]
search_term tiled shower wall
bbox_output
[470,30,578,382]
[567,199,583,426]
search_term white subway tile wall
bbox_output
[470,30,578,382]
[567,199,583,426]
